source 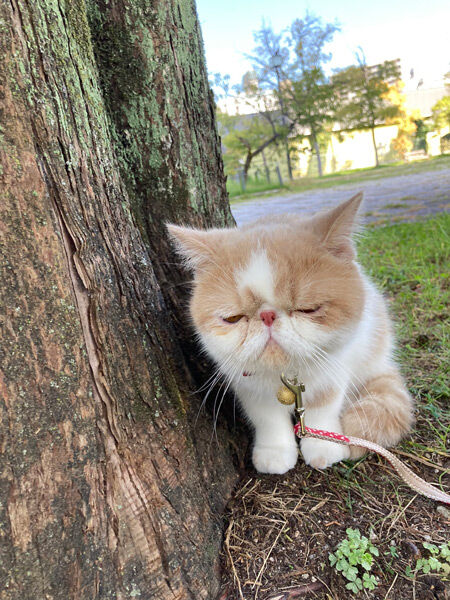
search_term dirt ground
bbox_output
[219,452,449,600]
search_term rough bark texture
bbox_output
[0,1,240,599]
[371,126,380,167]
[312,134,323,178]
[86,0,234,344]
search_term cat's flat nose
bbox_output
[260,310,276,327]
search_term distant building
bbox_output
[365,58,401,86]
[217,59,450,178]
[403,87,447,118]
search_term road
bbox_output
[231,167,450,226]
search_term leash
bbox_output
[278,374,450,505]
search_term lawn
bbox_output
[227,176,287,199]
[228,155,450,203]
[221,214,450,600]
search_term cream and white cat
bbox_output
[168,193,413,474]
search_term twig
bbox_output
[252,496,305,596]
[393,449,450,473]
[263,581,325,599]
[383,573,398,599]
[225,519,244,600]
[385,495,417,537]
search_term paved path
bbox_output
[231,167,450,226]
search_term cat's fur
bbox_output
[167,193,414,474]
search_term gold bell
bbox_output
[276,384,296,405]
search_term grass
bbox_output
[227,176,287,199]
[382,202,410,210]
[228,154,450,204]
[220,214,450,600]
[358,215,450,409]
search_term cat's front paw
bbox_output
[301,437,350,470]
[252,444,298,474]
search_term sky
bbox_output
[196,0,450,91]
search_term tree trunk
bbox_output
[284,140,293,181]
[312,133,323,177]
[0,1,241,599]
[371,126,380,167]
[261,149,271,182]
[243,151,253,183]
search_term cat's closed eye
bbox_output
[295,306,322,314]
[222,314,245,323]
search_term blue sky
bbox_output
[196,0,450,89]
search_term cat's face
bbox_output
[168,194,365,378]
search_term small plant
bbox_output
[387,544,399,558]
[329,528,379,594]
[405,542,450,578]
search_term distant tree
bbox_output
[334,53,401,166]
[285,14,340,177]
[247,14,340,177]
[444,71,450,92]
[217,107,288,182]
[384,82,417,159]
[245,24,294,179]
[284,64,336,177]
[413,118,432,151]
[432,96,450,131]
[215,71,292,182]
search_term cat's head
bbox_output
[167,193,365,378]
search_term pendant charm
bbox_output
[278,374,306,435]
[276,385,296,405]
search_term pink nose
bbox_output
[260,310,276,327]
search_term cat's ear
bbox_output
[166,224,222,270]
[310,192,363,259]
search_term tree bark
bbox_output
[284,139,293,181]
[243,152,252,183]
[0,1,241,599]
[87,0,234,346]
[371,126,380,167]
[311,133,323,177]
[261,149,271,182]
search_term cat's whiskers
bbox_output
[194,352,238,425]
[198,345,253,436]
[163,280,194,290]
[272,325,369,436]
[311,343,378,405]
[190,353,233,395]
[211,376,230,443]
[211,361,242,443]
[283,318,371,433]
[308,344,373,434]
[299,346,372,439]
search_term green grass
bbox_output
[382,202,410,210]
[229,154,450,203]
[226,176,286,199]
[358,214,450,446]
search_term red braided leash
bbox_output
[294,423,450,505]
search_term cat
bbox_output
[167,193,414,474]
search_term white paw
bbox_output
[252,444,298,474]
[300,437,350,470]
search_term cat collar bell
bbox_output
[277,374,306,435]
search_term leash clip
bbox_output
[279,374,306,436]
